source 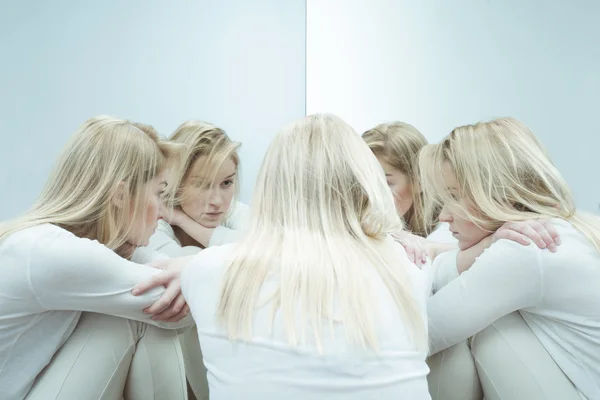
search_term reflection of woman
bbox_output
[422,118,600,400]
[178,114,433,398]
[146,120,248,400]
[0,116,192,400]
[363,122,445,239]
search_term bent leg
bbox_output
[471,312,580,400]
[427,340,483,400]
[26,312,186,400]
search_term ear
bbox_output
[111,181,127,209]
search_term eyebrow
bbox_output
[160,181,168,187]
[385,173,392,177]
[191,172,236,180]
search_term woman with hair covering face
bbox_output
[422,118,600,400]
[0,116,193,399]
[362,121,557,267]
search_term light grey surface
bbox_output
[0,0,306,219]
[307,0,599,212]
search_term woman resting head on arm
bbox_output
[150,120,246,253]
[0,116,192,400]
[420,117,600,399]
[362,121,555,263]
[167,113,433,399]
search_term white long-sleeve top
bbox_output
[428,219,600,399]
[181,239,433,400]
[147,201,250,257]
[0,224,194,400]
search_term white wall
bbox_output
[0,0,305,219]
[307,0,600,212]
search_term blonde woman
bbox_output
[145,120,248,400]
[362,122,556,265]
[421,118,600,400]
[149,120,248,255]
[0,116,193,400]
[363,122,444,239]
[138,114,434,399]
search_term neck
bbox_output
[173,225,205,249]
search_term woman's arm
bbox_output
[456,219,561,273]
[428,240,543,355]
[28,227,193,329]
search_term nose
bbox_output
[208,189,224,207]
[438,204,453,223]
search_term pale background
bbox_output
[307,0,599,212]
[2,1,598,218]
[0,0,306,219]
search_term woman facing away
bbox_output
[144,120,249,400]
[139,114,434,399]
[421,118,600,400]
[0,116,193,400]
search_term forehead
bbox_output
[441,161,458,187]
[376,156,401,174]
[189,156,236,179]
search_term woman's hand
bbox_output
[391,230,428,266]
[493,219,560,252]
[132,256,196,322]
[166,208,189,227]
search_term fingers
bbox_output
[498,220,560,252]
[151,293,188,321]
[143,279,180,315]
[164,304,191,323]
[541,220,561,247]
[495,228,531,246]
[132,272,168,296]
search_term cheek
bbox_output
[391,184,413,215]
[181,187,209,212]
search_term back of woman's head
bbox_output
[363,122,436,236]
[219,114,426,353]
[0,116,178,250]
[168,121,240,209]
[419,117,600,250]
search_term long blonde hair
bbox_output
[218,114,427,353]
[363,122,439,237]
[419,117,600,251]
[168,120,241,215]
[0,116,179,253]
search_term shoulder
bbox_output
[5,224,92,256]
[181,244,236,285]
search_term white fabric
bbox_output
[428,219,600,399]
[426,222,457,245]
[148,201,250,256]
[181,240,433,400]
[0,224,193,400]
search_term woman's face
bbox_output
[437,162,490,250]
[376,156,414,217]
[127,171,167,247]
[179,157,237,228]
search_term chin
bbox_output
[200,220,221,229]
